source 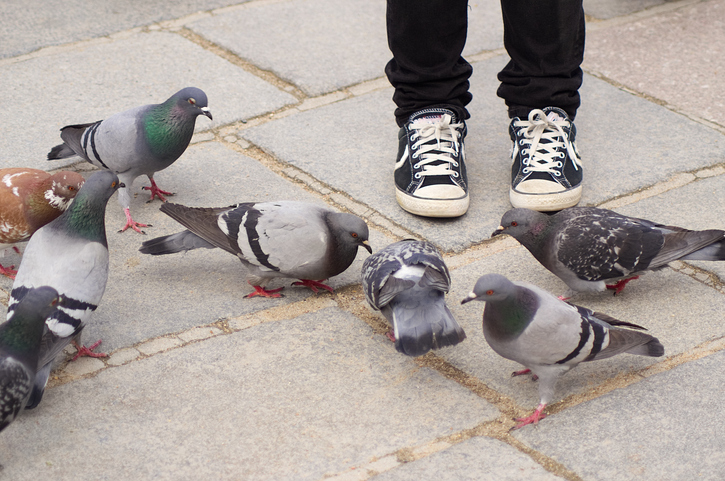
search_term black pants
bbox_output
[385,0,585,126]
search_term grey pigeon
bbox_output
[47,87,212,234]
[461,273,664,429]
[139,201,372,297]
[493,207,725,298]
[7,171,121,408]
[361,240,466,356]
[1,286,63,433]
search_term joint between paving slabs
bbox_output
[44,294,339,390]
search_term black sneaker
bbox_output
[509,107,583,211]
[394,108,469,217]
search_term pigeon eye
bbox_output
[486,290,494,295]
[189,98,196,105]
[68,186,75,191]
[351,232,358,238]
[112,181,117,188]
[510,221,518,227]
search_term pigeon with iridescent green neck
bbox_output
[47,87,212,234]
[462,273,664,429]
[0,286,63,433]
[7,171,121,409]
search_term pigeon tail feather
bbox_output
[389,288,465,357]
[679,240,725,262]
[139,230,216,255]
[24,362,51,410]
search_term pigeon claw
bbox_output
[0,263,17,279]
[511,404,547,430]
[605,276,640,296]
[142,179,175,203]
[245,285,285,298]
[71,339,108,361]
[119,208,150,234]
[385,329,396,343]
[291,279,334,294]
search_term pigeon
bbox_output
[493,207,725,298]
[0,286,64,433]
[47,87,212,234]
[361,240,466,356]
[7,170,121,408]
[0,168,85,278]
[461,273,664,429]
[140,201,372,297]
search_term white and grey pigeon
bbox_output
[47,87,212,234]
[6,171,121,408]
[139,201,372,298]
[493,207,725,299]
[361,240,466,356]
[461,273,664,429]
[1,286,63,433]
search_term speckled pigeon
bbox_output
[0,286,63,433]
[7,171,121,408]
[362,239,465,356]
[493,207,725,298]
[139,201,372,297]
[47,87,212,234]
[0,168,85,278]
[461,273,664,429]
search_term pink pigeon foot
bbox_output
[142,178,174,203]
[119,208,151,234]
[245,284,285,298]
[0,263,17,279]
[511,368,538,381]
[386,329,396,342]
[512,403,547,430]
[291,279,334,294]
[71,339,108,361]
[605,276,640,295]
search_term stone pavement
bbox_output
[0,0,724,479]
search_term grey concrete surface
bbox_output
[1,0,724,479]
[514,350,725,481]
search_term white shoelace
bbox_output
[410,114,462,179]
[514,109,580,177]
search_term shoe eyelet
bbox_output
[412,153,419,159]
[559,152,565,158]
[453,172,459,178]
[453,162,459,167]
[523,168,530,174]
[413,163,421,169]
[414,173,421,179]
[556,161,563,168]
[554,172,561,177]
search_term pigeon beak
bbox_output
[361,240,372,254]
[491,225,504,238]
[461,293,477,305]
[201,107,213,120]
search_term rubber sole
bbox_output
[509,184,582,212]
[396,189,469,218]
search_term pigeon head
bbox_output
[55,170,123,244]
[42,171,86,211]
[0,286,62,358]
[461,273,517,304]
[492,208,551,241]
[329,213,372,254]
[170,87,213,121]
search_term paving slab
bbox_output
[615,173,725,283]
[372,436,564,481]
[241,54,724,252]
[584,0,725,126]
[0,141,393,352]
[1,30,296,170]
[583,0,675,19]
[513,349,725,481]
[0,307,499,480]
[0,0,239,59]
[438,240,725,409]
[188,0,503,98]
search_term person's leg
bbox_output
[498,0,585,212]
[386,0,472,217]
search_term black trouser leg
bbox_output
[385,0,472,126]
[497,0,585,120]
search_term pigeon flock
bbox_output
[0,87,721,435]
